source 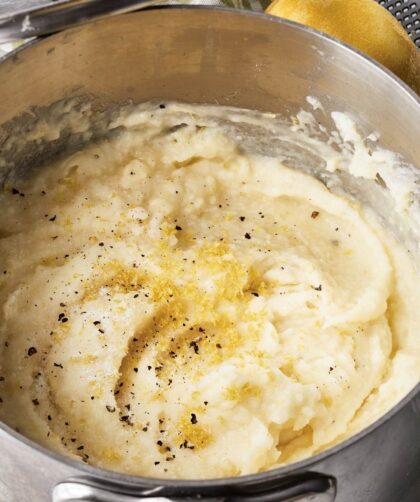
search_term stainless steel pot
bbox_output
[0,6,419,502]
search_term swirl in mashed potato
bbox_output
[0,102,419,478]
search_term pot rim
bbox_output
[2,382,419,488]
[0,4,419,489]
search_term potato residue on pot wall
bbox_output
[0,102,419,479]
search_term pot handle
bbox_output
[52,473,336,502]
[0,0,164,44]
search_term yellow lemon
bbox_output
[266,0,419,92]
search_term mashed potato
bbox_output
[0,102,419,479]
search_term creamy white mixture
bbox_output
[0,102,419,479]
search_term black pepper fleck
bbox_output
[189,341,199,354]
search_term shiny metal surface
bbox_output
[53,482,173,502]
[0,7,418,159]
[0,7,419,502]
[0,0,163,43]
[52,476,336,502]
[0,1,419,46]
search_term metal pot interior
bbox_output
[0,5,419,489]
